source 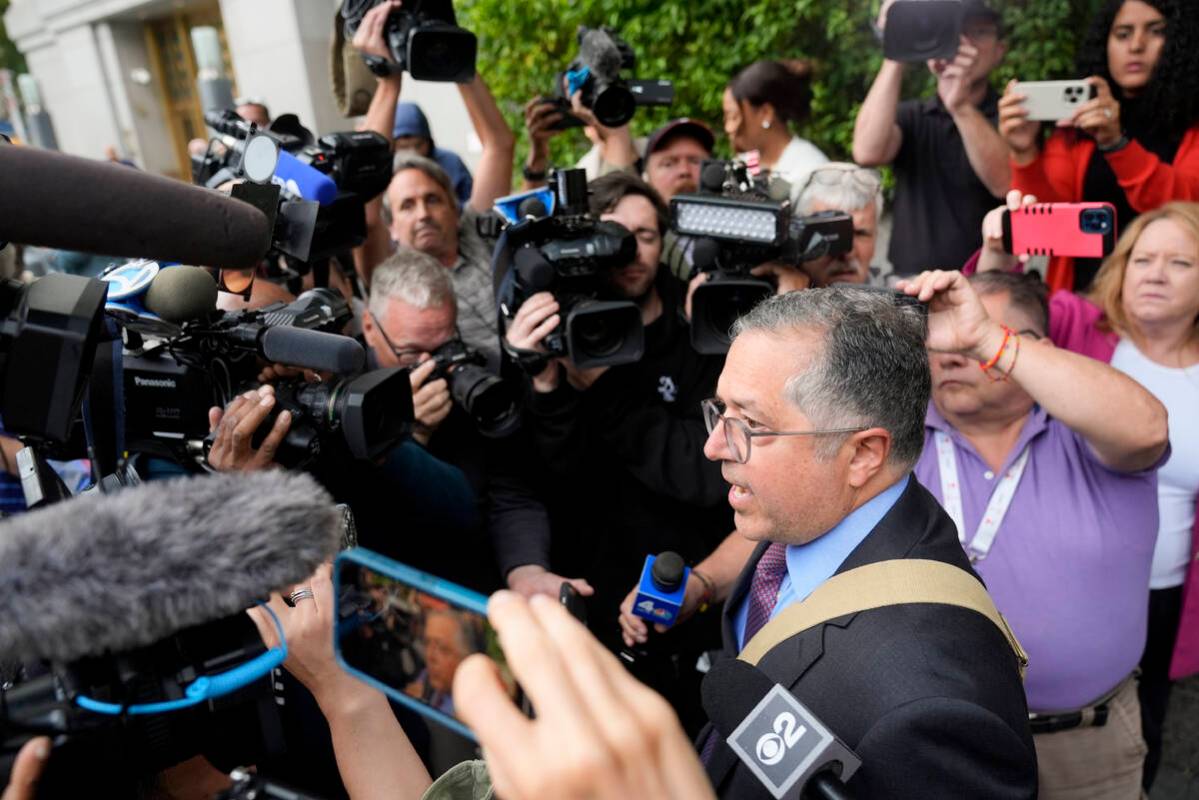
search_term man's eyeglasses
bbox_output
[701,398,867,464]
[369,309,426,365]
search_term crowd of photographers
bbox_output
[2,0,1198,797]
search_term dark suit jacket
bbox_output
[700,476,1037,799]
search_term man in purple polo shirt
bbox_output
[897,269,1169,800]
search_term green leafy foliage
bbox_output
[0,0,27,76]
[459,0,1107,171]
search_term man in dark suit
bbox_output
[695,287,1037,798]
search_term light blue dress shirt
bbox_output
[734,476,910,650]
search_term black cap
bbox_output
[962,0,1002,28]
[645,118,715,158]
[651,552,686,592]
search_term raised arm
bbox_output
[937,40,1010,198]
[460,74,516,212]
[853,1,906,166]
[898,269,1169,472]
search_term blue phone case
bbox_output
[333,547,490,741]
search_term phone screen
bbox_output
[333,549,520,740]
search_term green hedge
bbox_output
[460,0,1106,172]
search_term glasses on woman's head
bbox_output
[802,164,882,196]
[701,398,868,464]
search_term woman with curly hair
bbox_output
[999,0,1199,292]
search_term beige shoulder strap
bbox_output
[738,559,1028,680]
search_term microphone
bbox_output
[631,551,689,627]
[0,470,341,663]
[259,326,365,374]
[143,265,219,323]
[0,146,272,269]
[702,658,861,800]
[273,149,338,206]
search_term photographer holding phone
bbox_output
[1000,0,1199,292]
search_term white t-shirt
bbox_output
[1111,338,1199,588]
[743,136,828,203]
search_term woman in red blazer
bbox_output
[999,0,1199,292]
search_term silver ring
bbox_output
[289,587,315,604]
[1103,108,1113,120]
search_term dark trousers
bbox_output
[1138,585,1184,790]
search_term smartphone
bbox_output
[1002,202,1117,259]
[1012,80,1096,122]
[333,548,522,741]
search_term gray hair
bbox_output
[368,248,456,318]
[381,152,457,225]
[796,162,884,219]
[730,287,930,468]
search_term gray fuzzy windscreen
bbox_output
[0,470,341,662]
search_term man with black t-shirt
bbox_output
[853,0,1011,276]
[501,173,731,732]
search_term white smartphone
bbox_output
[1013,80,1096,122]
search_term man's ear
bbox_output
[846,427,891,490]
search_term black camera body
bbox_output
[556,26,673,129]
[297,130,393,202]
[671,160,854,354]
[122,289,410,469]
[883,0,964,63]
[500,170,645,370]
[428,339,519,437]
[342,0,477,83]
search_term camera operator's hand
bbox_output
[977,189,1038,272]
[618,574,705,647]
[507,564,594,601]
[352,0,402,64]
[1,737,50,800]
[524,98,565,184]
[932,37,979,115]
[999,80,1041,166]
[207,386,292,472]
[409,357,452,446]
[257,363,327,385]
[454,592,715,800]
[505,292,562,393]
[895,270,1002,361]
[1072,76,1123,150]
[751,260,812,296]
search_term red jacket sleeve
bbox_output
[1010,130,1082,203]
[1106,125,1199,212]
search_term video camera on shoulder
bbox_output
[497,169,645,370]
[341,0,477,83]
[671,160,853,354]
[545,26,673,130]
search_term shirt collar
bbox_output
[783,475,910,602]
[925,402,1052,466]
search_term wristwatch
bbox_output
[522,163,548,182]
[1098,133,1130,153]
[362,55,402,78]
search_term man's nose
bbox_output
[702,420,729,462]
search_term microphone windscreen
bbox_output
[0,471,341,662]
[260,326,365,374]
[0,146,271,269]
[143,266,219,323]
[274,150,338,206]
[700,162,727,193]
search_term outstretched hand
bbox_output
[894,270,1004,361]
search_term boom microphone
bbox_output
[0,146,272,269]
[259,326,365,374]
[143,265,220,323]
[701,658,861,800]
[0,470,341,662]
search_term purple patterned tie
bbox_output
[700,543,791,766]
[742,542,790,646]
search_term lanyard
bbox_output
[934,431,1031,563]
